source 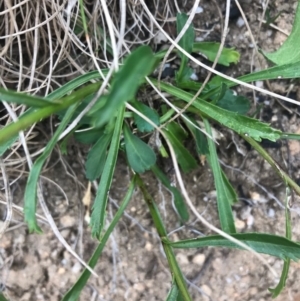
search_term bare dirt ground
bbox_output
[1,0,300,300]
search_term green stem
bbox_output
[136,175,192,301]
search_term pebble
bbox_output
[176,253,189,265]
[201,284,212,301]
[72,262,82,274]
[268,208,275,218]
[145,241,153,251]
[235,219,245,230]
[60,215,76,228]
[192,254,206,266]
[133,282,145,292]
[236,17,245,28]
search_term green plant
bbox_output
[2,8,300,301]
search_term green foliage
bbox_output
[92,46,157,128]
[262,2,300,65]
[124,123,156,173]
[193,42,240,66]
[2,10,300,301]
[132,101,160,132]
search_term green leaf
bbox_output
[184,117,209,155]
[0,82,102,146]
[90,107,125,238]
[176,13,195,82]
[166,277,179,301]
[93,46,157,128]
[0,134,18,156]
[269,187,292,297]
[262,2,300,65]
[74,128,104,144]
[216,90,250,115]
[124,123,156,173]
[167,122,188,141]
[165,233,300,261]
[221,170,238,205]
[193,42,240,66]
[204,119,236,233]
[162,126,198,173]
[0,88,61,107]
[209,60,300,87]
[151,164,189,222]
[85,130,113,180]
[155,80,281,142]
[62,176,136,301]
[24,104,78,233]
[133,102,160,132]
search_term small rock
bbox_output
[201,284,212,301]
[192,254,206,266]
[72,262,82,274]
[60,215,76,228]
[133,282,145,292]
[236,17,245,27]
[246,215,254,228]
[268,208,275,218]
[145,241,153,252]
[235,219,245,230]
[176,253,189,265]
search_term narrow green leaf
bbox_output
[221,170,238,205]
[90,107,125,238]
[93,46,157,128]
[154,80,281,142]
[151,164,189,222]
[85,130,113,180]
[0,135,18,156]
[184,116,209,155]
[165,233,300,261]
[24,104,78,233]
[269,187,292,297]
[162,130,198,173]
[124,123,156,173]
[209,60,300,87]
[193,42,240,66]
[133,102,160,132]
[204,119,236,233]
[0,82,102,146]
[62,176,136,301]
[262,2,300,65]
[176,13,195,82]
[166,277,179,301]
[0,88,61,107]
[167,122,188,141]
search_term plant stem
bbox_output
[136,175,192,301]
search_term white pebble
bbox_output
[236,17,245,28]
[195,6,204,14]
